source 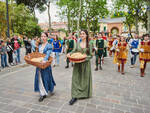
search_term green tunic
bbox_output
[71,39,93,98]
[95,39,104,56]
[66,39,75,53]
[66,39,75,64]
[95,39,104,67]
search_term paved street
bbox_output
[0,52,150,113]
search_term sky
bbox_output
[35,3,60,23]
[35,0,113,24]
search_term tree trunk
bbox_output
[85,1,88,29]
[10,0,14,34]
[11,19,14,33]
[67,9,71,33]
[6,0,10,38]
[0,26,2,38]
[77,0,82,32]
[128,24,133,38]
[87,19,90,33]
[33,8,36,21]
[47,1,51,33]
[71,16,74,33]
[147,1,150,34]
[135,13,139,35]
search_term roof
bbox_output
[99,17,126,23]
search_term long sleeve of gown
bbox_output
[44,44,53,61]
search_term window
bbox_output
[104,26,106,32]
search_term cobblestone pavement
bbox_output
[0,53,150,113]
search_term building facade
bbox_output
[99,17,146,37]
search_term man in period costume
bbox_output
[139,34,150,77]
[95,33,104,71]
[129,34,140,68]
[113,35,128,74]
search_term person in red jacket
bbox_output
[11,35,22,64]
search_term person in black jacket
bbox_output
[23,37,32,55]
[7,39,14,65]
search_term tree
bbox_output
[47,1,51,32]
[114,0,147,34]
[82,0,108,33]
[148,1,150,34]
[0,1,42,39]
[57,0,78,33]
[24,20,42,38]
[15,0,45,12]
[125,14,135,38]
[0,1,7,38]
[15,0,47,18]
[16,0,55,33]
[6,0,10,38]
[43,0,53,33]
[57,0,108,33]
[12,4,42,38]
[77,0,82,32]
[144,0,150,33]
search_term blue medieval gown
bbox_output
[34,43,56,96]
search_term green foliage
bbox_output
[57,0,108,33]
[11,4,42,38]
[0,1,42,39]
[0,1,7,38]
[111,11,126,18]
[57,0,80,32]
[15,0,46,12]
[15,0,53,33]
[23,20,43,38]
[113,0,148,34]
[82,0,109,33]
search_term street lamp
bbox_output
[6,0,10,38]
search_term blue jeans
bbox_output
[56,52,59,65]
[16,48,21,63]
[1,54,8,68]
[131,52,138,65]
[14,50,18,63]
